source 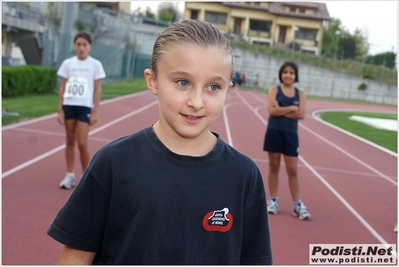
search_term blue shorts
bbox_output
[63,105,91,123]
[263,128,299,157]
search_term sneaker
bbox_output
[59,174,75,189]
[394,223,397,233]
[267,199,278,214]
[293,202,311,220]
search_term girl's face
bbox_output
[146,44,233,142]
[281,66,296,85]
[74,37,91,60]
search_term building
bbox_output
[184,2,330,55]
[2,2,132,66]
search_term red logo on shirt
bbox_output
[203,207,233,232]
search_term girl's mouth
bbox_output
[181,114,204,124]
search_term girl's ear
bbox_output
[227,81,233,91]
[144,69,158,95]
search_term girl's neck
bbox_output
[77,55,89,60]
[281,83,294,90]
[153,122,217,157]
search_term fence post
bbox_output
[380,59,386,81]
[125,49,132,80]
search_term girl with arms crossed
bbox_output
[263,61,311,220]
[48,20,273,264]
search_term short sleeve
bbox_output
[94,60,106,80]
[57,60,69,79]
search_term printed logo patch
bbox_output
[202,207,233,232]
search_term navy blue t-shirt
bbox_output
[47,126,273,265]
[267,85,300,133]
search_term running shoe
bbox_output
[293,202,311,220]
[59,174,75,189]
[267,199,278,214]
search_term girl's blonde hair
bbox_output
[150,19,234,78]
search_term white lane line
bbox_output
[252,157,396,179]
[233,90,395,252]
[87,100,158,136]
[299,123,397,186]
[6,127,115,143]
[2,145,66,178]
[6,127,66,137]
[2,100,158,178]
[299,154,395,255]
[222,102,236,147]
[2,91,149,131]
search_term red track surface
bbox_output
[2,89,397,265]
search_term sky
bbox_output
[130,1,398,55]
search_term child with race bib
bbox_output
[47,20,273,264]
[57,32,106,189]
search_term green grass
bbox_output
[2,78,148,126]
[101,78,148,100]
[320,111,397,153]
[2,94,58,125]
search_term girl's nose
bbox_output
[187,89,205,111]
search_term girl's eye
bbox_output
[208,84,221,92]
[177,80,189,87]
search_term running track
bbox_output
[2,89,397,265]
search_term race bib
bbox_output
[63,77,89,98]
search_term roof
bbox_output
[221,2,331,21]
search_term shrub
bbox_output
[362,68,374,80]
[358,82,367,91]
[2,65,57,97]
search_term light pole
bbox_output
[291,26,299,59]
[334,30,340,59]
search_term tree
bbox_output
[157,2,180,22]
[43,2,61,25]
[366,52,397,69]
[352,28,368,60]
[131,6,155,19]
[322,18,342,57]
[341,37,356,59]
[144,7,156,19]
[322,18,368,60]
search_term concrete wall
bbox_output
[233,48,397,105]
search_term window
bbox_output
[299,8,305,13]
[290,7,296,12]
[205,12,226,24]
[191,10,198,19]
[295,28,317,40]
[249,19,271,32]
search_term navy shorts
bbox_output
[63,105,91,123]
[263,128,299,157]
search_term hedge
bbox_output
[2,65,57,97]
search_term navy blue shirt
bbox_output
[47,126,273,265]
[267,85,300,133]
